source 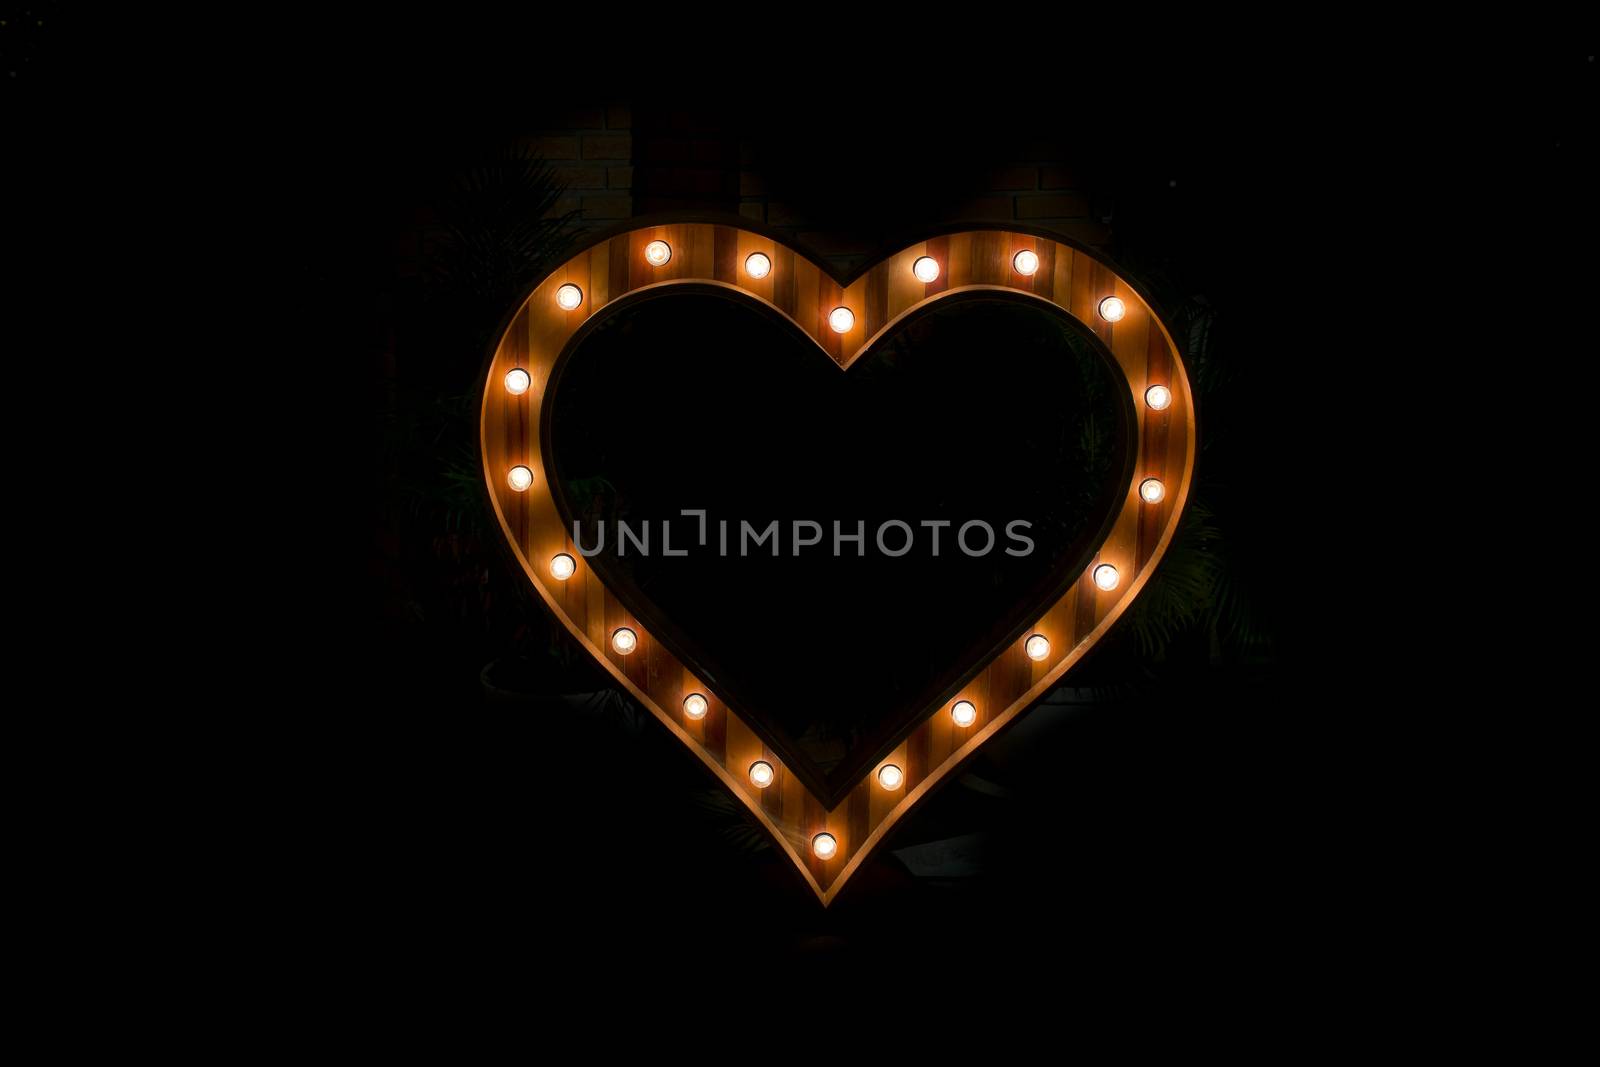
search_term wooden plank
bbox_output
[773,245,796,317]
[713,225,738,284]
[687,222,715,280]
[1033,238,1056,301]
[607,234,630,301]
[819,270,844,365]
[947,232,973,288]
[923,236,949,298]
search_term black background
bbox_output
[283,64,1339,987]
[222,45,1598,993]
[13,18,1596,1009]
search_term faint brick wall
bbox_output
[518,102,635,228]
[518,104,1111,276]
[633,111,741,215]
[737,139,1111,279]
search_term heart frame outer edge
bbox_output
[480,220,1196,905]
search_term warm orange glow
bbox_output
[479,225,1198,907]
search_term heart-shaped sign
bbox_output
[481,223,1194,904]
[544,289,1136,806]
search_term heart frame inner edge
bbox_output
[480,222,1196,905]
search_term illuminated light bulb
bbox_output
[504,367,532,395]
[912,256,940,282]
[1140,478,1166,504]
[749,760,775,788]
[744,252,772,279]
[507,465,534,492]
[877,764,904,790]
[812,833,838,860]
[1145,384,1173,411]
[644,240,672,266]
[1098,296,1127,322]
[1025,634,1050,661]
[951,700,977,727]
[1093,563,1120,591]
[611,627,638,655]
[555,283,583,310]
[550,553,576,580]
[1012,249,1040,276]
[829,306,855,334]
[683,693,708,720]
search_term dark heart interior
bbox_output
[545,287,1133,804]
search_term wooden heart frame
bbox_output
[480,221,1195,904]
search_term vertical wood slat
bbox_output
[819,272,845,365]
[588,239,611,309]
[1053,242,1074,308]
[947,233,973,289]
[726,715,761,803]
[781,748,805,832]
[888,243,928,320]
[760,741,783,819]
[704,688,727,763]
[585,562,606,648]
[923,236,950,298]
[865,262,889,340]
[907,721,931,787]
[847,783,869,859]
[802,790,826,883]
[1032,238,1056,301]
[1068,248,1098,326]
[687,223,716,280]
[713,225,738,284]
[773,245,797,317]
[927,692,955,778]
[607,234,630,303]
[971,229,1005,285]
[480,225,1196,904]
